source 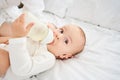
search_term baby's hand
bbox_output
[11,14,34,38]
[47,23,57,31]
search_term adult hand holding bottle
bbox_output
[11,14,34,38]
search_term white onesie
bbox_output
[3,37,55,80]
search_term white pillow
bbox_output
[66,0,120,31]
[44,0,73,17]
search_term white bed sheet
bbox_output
[35,12,120,80]
[0,9,120,80]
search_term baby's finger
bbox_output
[47,23,57,32]
[47,23,57,28]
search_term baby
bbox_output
[0,14,86,78]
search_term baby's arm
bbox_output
[0,48,10,77]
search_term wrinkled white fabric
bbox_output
[2,37,55,80]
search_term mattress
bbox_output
[0,7,120,80]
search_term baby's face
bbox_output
[47,24,85,59]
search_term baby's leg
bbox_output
[0,48,10,77]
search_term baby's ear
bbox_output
[58,54,73,60]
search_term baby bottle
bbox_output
[24,11,54,44]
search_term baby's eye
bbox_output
[59,28,64,34]
[64,39,68,44]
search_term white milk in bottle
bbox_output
[24,11,53,44]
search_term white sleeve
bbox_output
[0,0,21,9]
[8,37,55,76]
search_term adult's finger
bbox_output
[26,23,34,33]
[15,14,25,23]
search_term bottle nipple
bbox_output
[40,28,54,44]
